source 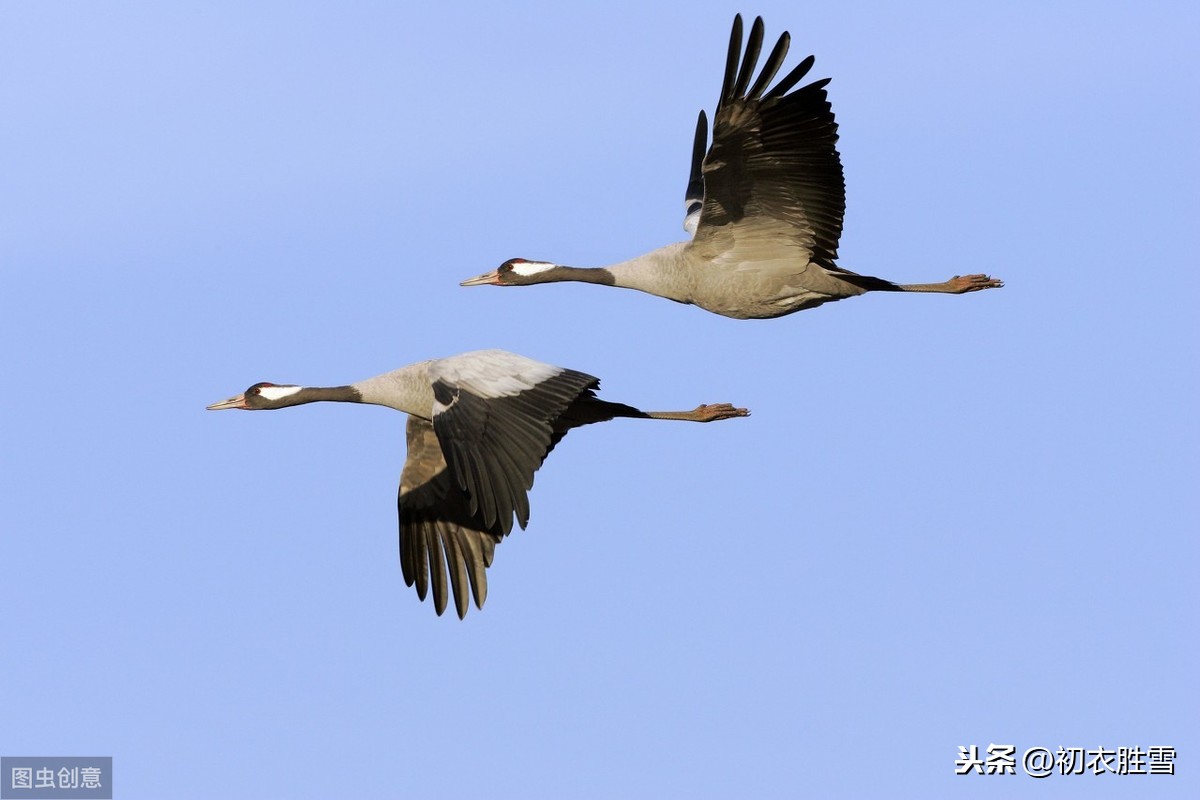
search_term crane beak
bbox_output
[206,393,248,410]
[460,270,501,287]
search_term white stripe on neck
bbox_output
[510,260,557,276]
[259,385,303,401]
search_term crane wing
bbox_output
[399,415,501,618]
[693,15,846,272]
[428,351,599,537]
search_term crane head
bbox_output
[207,382,302,410]
[460,258,558,287]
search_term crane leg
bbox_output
[898,274,1003,293]
[643,404,750,422]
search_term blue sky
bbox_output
[2,1,1196,798]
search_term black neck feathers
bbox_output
[263,385,361,409]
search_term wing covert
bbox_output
[430,354,599,536]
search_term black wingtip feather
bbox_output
[399,494,429,598]
[685,109,708,204]
[460,534,489,610]
[730,16,764,101]
[763,54,817,100]
[718,14,743,108]
[746,31,790,101]
[442,531,470,620]
[428,525,449,616]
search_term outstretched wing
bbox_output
[693,15,846,271]
[399,415,501,618]
[429,350,599,536]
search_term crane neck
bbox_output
[555,243,693,303]
[603,243,693,303]
[288,386,362,405]
[527,265,616,286]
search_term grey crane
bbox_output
[460,15,1002,319]
[207,349,748,618]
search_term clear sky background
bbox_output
[2,2,1196,798]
